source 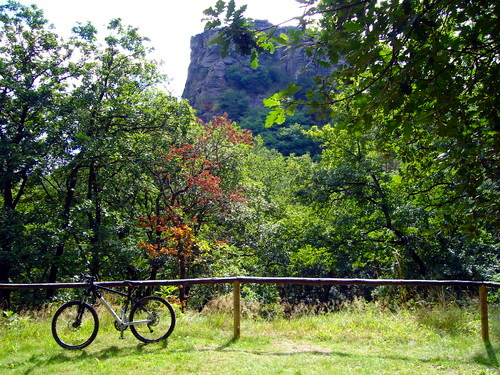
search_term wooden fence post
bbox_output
[479,285,489,342]
[233,280,241,340]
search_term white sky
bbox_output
[16,0,304,97]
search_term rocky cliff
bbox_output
[182,20,328,122]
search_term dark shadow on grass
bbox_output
[18,352,92,375]
[31,338,171,370]
[215,337,239,350]
[205,347,345,357]
[473,340,498,368]
[173,345,479,367]
[85,340,171,360]
[20,348,97,374]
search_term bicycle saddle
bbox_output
[123,280,140,288]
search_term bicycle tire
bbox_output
[129,296,175,343]
[52,301,99,349]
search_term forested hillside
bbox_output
[0,1,498,311]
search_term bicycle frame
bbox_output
[81,283,151,329]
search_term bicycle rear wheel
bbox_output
[129,296,175,343]
[52,301,99,349]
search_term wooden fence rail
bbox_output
[1,277,499,342]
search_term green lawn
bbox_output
[0,303,498,374]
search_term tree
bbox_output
[214,141,316,277]
[0,1,78,308]
[57,19,196,280]
[299,124,498,282]
[138,115,253,306]
[202,0,499,288]
[0,2,197,309]
[300,126,431,277]
[203,0,499,236]
[219,88,250,120]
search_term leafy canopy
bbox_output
[204,0,499,231]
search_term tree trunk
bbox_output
[87,163,102,277]
[147,258,163,296]
[46,166,80,299]
[370,173,427,276]
[0,180,16,309]
[0,260,11,309]
[179,253,188,311]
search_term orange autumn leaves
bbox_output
[138,216,194,258]
[162,143,224,199]
[138,115,252,261]
[199,114,253,146]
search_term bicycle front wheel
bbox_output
[129,296,175,343]
[52,301,99,349]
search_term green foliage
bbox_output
[260,123,321,157]
[0,0,80,306]
[263,83,301,127]
[137,115,254,305]
[203,0,498,290]
[0,310,31,327]
[215,62,321,155]
[204,0,499,234]
[219,89,250,120]
[414,304,477,336]
[225,64,288,95]
[0,1,197,308]
[238,108,320,156]
[203,0,254,57]
[0,0,497,315]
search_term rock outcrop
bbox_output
[182,20,329,122]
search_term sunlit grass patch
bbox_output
[0,301,498,374]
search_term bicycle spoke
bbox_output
[130,296,175,343]
[52,302,98,349]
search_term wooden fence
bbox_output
[1,277,498,342]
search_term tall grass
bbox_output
[0,298,498,374]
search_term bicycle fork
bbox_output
[74,291,91,328]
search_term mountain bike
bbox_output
[51,274,176,349]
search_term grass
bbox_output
[0,300,498,374]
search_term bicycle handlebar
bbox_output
[80,273,98,283]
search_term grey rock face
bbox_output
[182,20,331,121]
